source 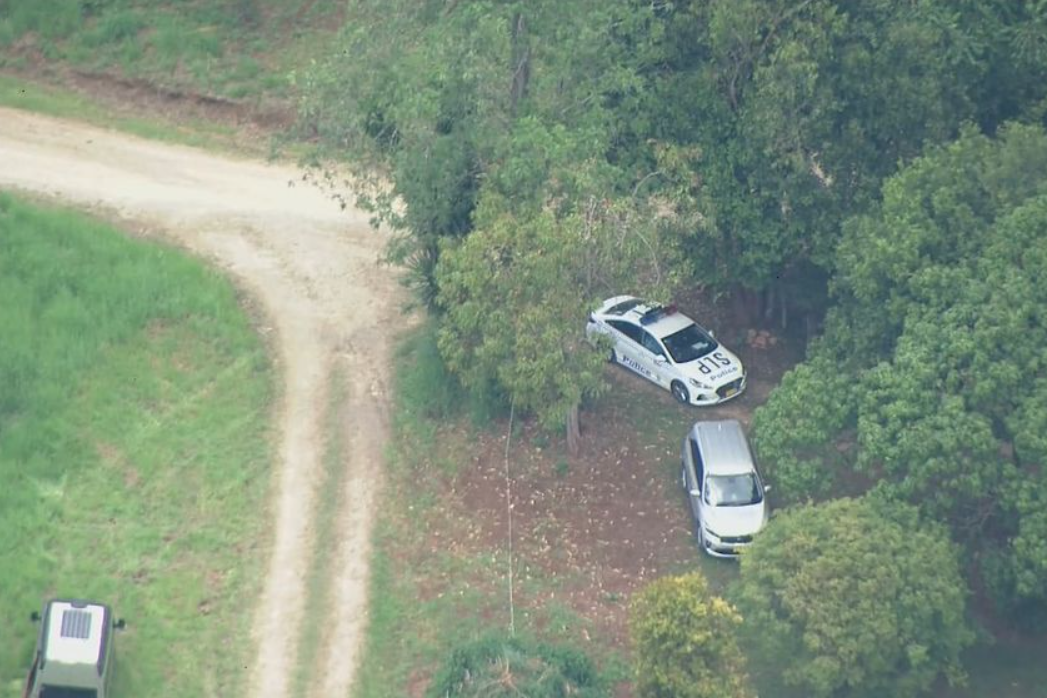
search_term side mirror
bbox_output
[764,484,772,493]
[709,330,716,338]
[689,489,701,498]
[655,355,667,365]
[30,611,41,622]
[114,619,126,630]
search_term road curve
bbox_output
[0,106,400,698]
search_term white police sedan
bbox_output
[586,295,746,405]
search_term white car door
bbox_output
[607,320,656,382]
[639,328,673,387]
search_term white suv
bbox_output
[681,420,769,558]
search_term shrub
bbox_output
[426,635,604,698]
[630,572,754,698]
[735,496,974,698]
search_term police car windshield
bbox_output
[661,323,718,363]
[705,474,763,507]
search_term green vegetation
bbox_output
[0,0,342,102]
[300,0,1047,435]
[735,497,973,698]
[0,193,272,698]
[302,0,1047,669]
[426,635,604,698]
[631,572,753,698]
[752,124,1047,623]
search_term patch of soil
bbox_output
[419,297,804,688]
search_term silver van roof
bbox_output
[691,420,755,475]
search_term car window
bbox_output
[689,439,704,487]
[640,330,665,357]
[608,320,643,344]
[661,323,719,363]
[607,298,643,315]
[705,473,764,507]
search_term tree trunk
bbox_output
[510,12,531,116]
[566,403,581,457]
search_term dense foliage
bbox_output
[735,497,973,698]
[631,572,753,698]
[752,124,1047,619]
[301,0,1047,634]
[425,635,604,698]
[301,0,1047,432]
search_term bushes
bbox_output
[630,572,753,698]
[734,496,974,698]
[426,635,604,698]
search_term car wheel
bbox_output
[697,522,707,548]
[609,348,618,364]
[671,381,690,404]
[680,464,687,491]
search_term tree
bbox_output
[630,572,754,698]
[436,185,682,449]
[735,497,973,698]
[752,124,1047,620]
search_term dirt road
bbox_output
[0,107,400,698]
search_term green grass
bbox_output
[0,0,343,102]
[0,192,273,698]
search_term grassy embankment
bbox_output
[0,193,272,698]
[0,0,342,150]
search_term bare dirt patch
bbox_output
[388,302,802,696]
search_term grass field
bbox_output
[0,192,272,698]
[0,0,341,102]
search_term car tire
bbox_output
[671,381,690,405]
[681,463,687,491]
[609,348,618,364]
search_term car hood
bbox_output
[676,348,744,387]
[703,501,767,537]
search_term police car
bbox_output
[586,295,746,405]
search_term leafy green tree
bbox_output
[753,125,1047,618]
[735,497,973,698]
[436,185,682,448]
[631,572,753,698]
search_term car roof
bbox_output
[690,420,756,475]
[43,600,109,667]
[598,296,695,337]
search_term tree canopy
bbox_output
[631,572,753,698]
[752,123,1047,618]
[301,0,1047,431]
[735,497,973,698]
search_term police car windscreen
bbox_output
[40,686,97,698]
[661,324,718,363]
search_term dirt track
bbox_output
[0,107,400,698]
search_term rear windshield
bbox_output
[661,323,718,363]
[705,474,763,507]
[41,687,97,698]
[607,299,643,315]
